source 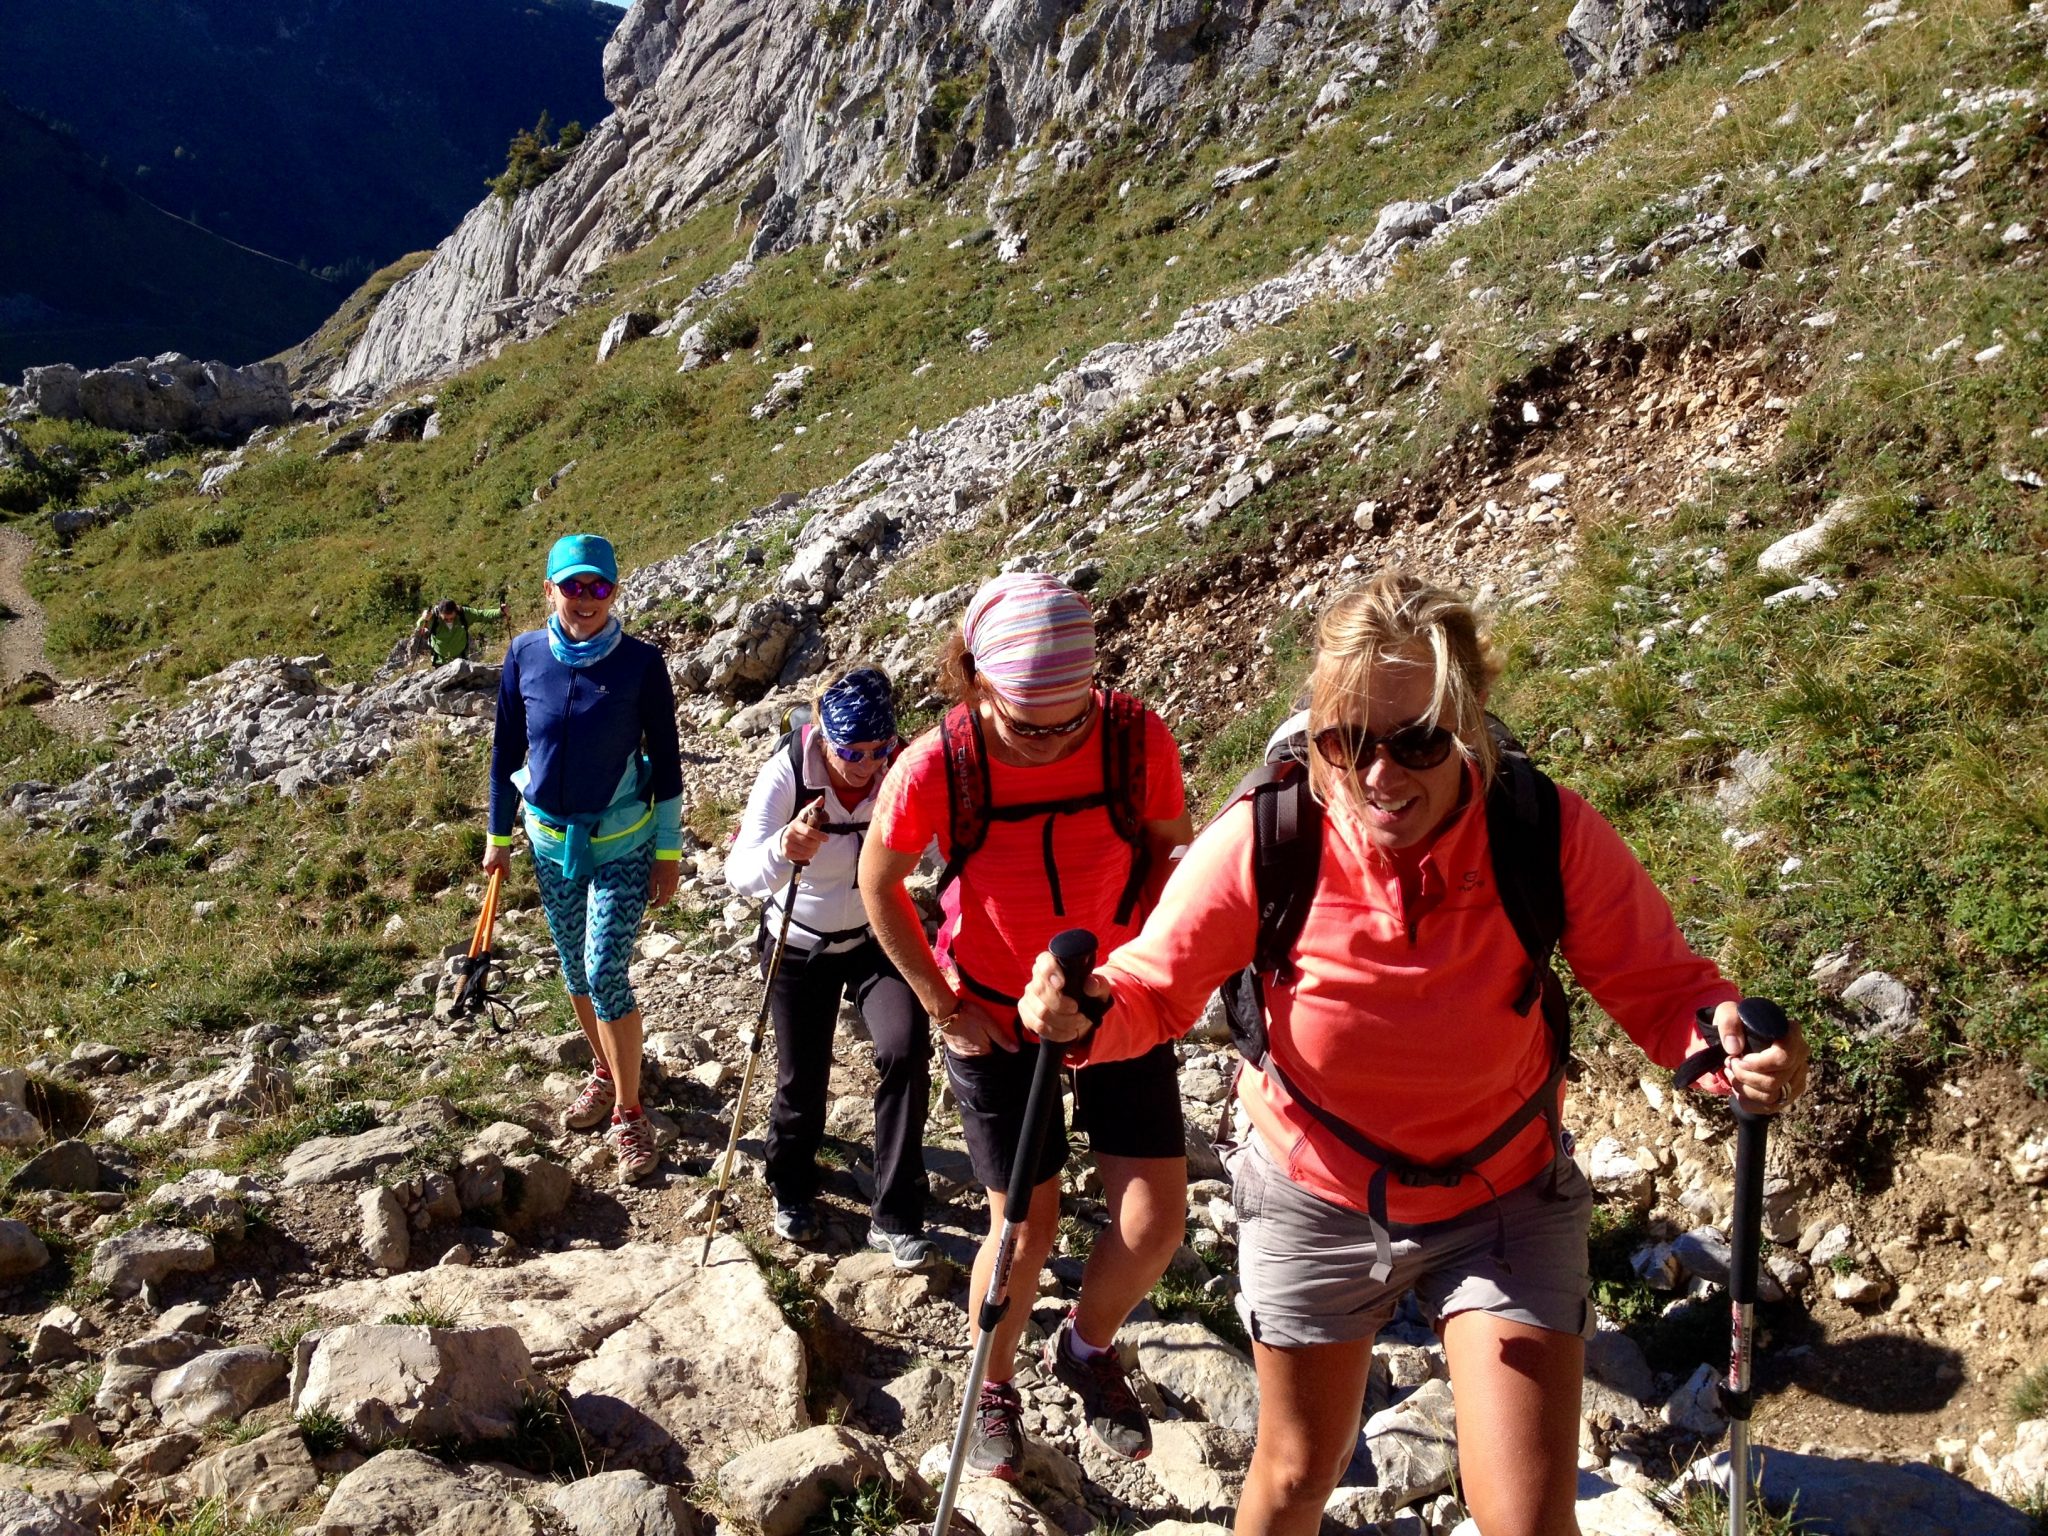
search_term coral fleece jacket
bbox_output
[1080,767,1738,1224]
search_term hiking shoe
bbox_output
[562,1071,615,1132]
[965,1380,1024,1481]
[1045,1312,1151,1460]
[611,1113,659,1184]
[866,1226,939,1271]
[772,1203,821,1244]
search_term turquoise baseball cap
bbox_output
[546,533,617,583]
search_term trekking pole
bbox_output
[930,928,1097,1536]
[700,800,827,1264]
[1677,997,1791,1536]
[449,868,503,1019]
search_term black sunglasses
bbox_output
[1313,719,1458,772]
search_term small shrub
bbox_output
[380,1303,460,1328]
[804,1477,901,1536]
[697,304,761,355]
[2013,1364,2048,1424]
[488,112,585,204]
[296,1408,347,1456]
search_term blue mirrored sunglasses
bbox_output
[829,737,897,764]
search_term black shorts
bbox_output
[947,1040,1185,1192]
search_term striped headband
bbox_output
[818,667,896,746]
[961,573,1096,710]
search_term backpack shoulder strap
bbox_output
[1100,691,1149,846]
[1102,690,1155,924]
[780,726,826,819]
[937,702,989,894]
[1243,759,1323,980]
[1483,719,1568,1054]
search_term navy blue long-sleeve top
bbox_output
[488,630,686,853]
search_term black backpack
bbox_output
[1219,714,1571,1281]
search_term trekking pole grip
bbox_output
[1728,998,1789,1125]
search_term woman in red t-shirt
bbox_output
[860,573,1193,1481]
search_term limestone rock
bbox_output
[359,1187,410,1270]
[1560,0,1719,80]
[309,1253,806,1481]
[0,1488,89,1536]
[500,1152,573,1235]
[1982,1419,2048,1504]
[88,1222,214,1297]
[150,1345,287,1431]
[545,1470,694,1536]
[307,1449,540,1536]
[1146,1421,1249,1521]
[820,1249,947,1333]
[1840,971,1919,1043]
[187,1426,320,1518]
[281,1124,428,1188]
[0,1470,128,1532]
[1343,1377,1457,1520]
[0,1220,51,1281]
[1690,1447,2034,1535]
[1125,1320,1258,1432]
[291,1324,542,1447]
[16,355,290,438]
[8,1141,98,1193]
[1754,501,1860,576]
[716,1425,897,1536]
[149,1168,264,1241]
[112,1430,200,1481]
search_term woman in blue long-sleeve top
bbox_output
[485,533,685,1183]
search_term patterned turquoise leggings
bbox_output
[532,843,654,1023]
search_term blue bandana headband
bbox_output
[547,614,623,668]
[819,668,896,746]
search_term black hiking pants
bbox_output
[761,932,931,1234]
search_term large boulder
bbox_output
[8,1141,98,1193]
[303,1240,808,1482]
[16,355,291,438]
[291,1324,543,1447]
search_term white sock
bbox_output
[1068,1323,1113,1360]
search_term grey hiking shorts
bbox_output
[1228,1134,1596,1350]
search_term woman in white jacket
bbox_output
[727,666,936,1266]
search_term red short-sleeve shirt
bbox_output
[873,696,1186,1010]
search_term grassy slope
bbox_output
[0,0,2042,1181]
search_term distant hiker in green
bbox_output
[416,598,505,665]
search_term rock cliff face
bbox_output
[333,0,1430,398]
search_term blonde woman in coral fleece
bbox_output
[1016,569,1809,1536]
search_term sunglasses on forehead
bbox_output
[1313,719,1458,772]
[555,576,615,600]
